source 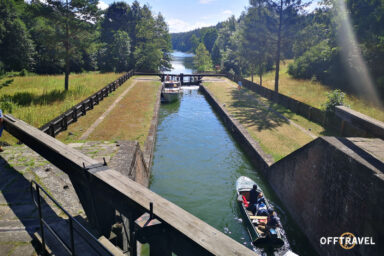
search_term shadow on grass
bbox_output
[1,90,67,106]
[229,89,293,131]
[0,79,14,89]
[0,156,98,255]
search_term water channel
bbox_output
[149,51,315,255]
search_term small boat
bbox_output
[236,176,285,248]
[161,80,182,103]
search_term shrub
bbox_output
[0,98,15,114]
[322,89,346,113]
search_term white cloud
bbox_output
[199,0,216,4]
[98,1,109,10]
[167,18,212,33]
[304,1,321,13]
[222,10,233,16]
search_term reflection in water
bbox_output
[166,51,195,74]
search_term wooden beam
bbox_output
[3,115,257,256]
[134,72,226,77]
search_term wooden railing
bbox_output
[40,70,134,137]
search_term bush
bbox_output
[322,89,346,113]
[0,98,15,114]
[19,69,28,76]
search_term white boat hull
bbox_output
[162,92,180,103]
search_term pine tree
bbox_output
[194,43,213,72]
[241,4,274,85]
[250,0,308,92]
[44,0,99,90]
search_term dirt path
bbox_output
[79,80,138,140]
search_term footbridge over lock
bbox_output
[3,114,256,256]
[134,72,226,86]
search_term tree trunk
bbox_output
[251,68,254,83]
[274,0,283,93]
[64,0,70,91]
[260,73,262,86]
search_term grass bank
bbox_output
[0,72,122,145]
[57,77,160,148]
[204,78,335,161]
[248,61,384,122]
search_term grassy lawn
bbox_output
[0,72,122,145]
[204,79,334,161]
[58,77,160,148]
[248,61,384,122]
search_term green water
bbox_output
[149,54,316,255]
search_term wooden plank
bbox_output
[4,115,256,256]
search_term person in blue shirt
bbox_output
[238,81,243,90]
[267,209,280,228]
[256,203,269,216]
[0,109,3,152]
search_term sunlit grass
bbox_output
[251,61,384,122]
[87,79,160,148]
[56,77,161,149]
[204,79,329,161]
[0,72,122,145]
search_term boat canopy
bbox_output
[236,176,256,192]
[164,81,180,88]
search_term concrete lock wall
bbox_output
[267,137,384,256]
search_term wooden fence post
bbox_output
[49,123,55,137]
[62,115,68,130]
[73,108,78,122]
[82,103,86,115]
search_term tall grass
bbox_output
[0,73,121,144]
[249,61,384,122]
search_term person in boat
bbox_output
[257,193,266,205]
[267,209,280,228]
[247,184,260,213]
[257,209,280,237]
[256,203,269,216]
[249,184,259,205]
[252,193,267,214]
[166,75,170,81]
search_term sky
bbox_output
[98,0,321,33]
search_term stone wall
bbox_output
[109,141,150,187]
[143,85,162,170]
[267,137,384,256]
